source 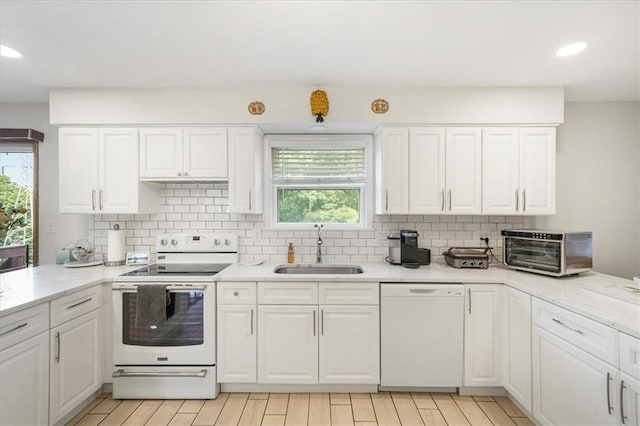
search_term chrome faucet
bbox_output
[315,224,323,263]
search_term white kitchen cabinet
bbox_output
[621,372,640,426]
[408,127,446,214]
[139,127,228,180]
[503,287,532,412]
[50,308,102,424]
[464,284,502,387]
[217,305,256,383]
[257,305,318,384]
[59,127,159,214]
[482,127,556,215]
[0,332,49,426]
[445,128,482,214]
[228,126,263,214]
[532,325,618,426]
[319,305,379,384]
[375,127,409,214]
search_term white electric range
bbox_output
[111,233,238,399]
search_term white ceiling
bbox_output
[0,0,638,103]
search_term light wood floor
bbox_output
[66,392,535,426]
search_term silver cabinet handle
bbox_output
[112,369,207,378]
[233,291,239,296]
[468,288,472,314]
[321,309,324,336]
[250,308,254,335]
[448,189,452,211]
[177,172,182,176]
[523,189,526,213]
[249,190,252,211]
[99,189,103,210]
[441,190,445,212]
[92,189,96,211]
[67,297,92,310]
[515,189,519,212]
[552,318,584,335]
[0,322,28,336]
[606,372,613,415]
[313,310,316,336]
[621,380,628,424]
[385,190,389,211]
[55,331,61,363]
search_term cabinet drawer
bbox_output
[620,332,640,380]
[0,303,49,351]
[217,282,256,304]
[258,282,318,305]
[319,282,379,305]
[532,298,618,366]
[51,285,102,328]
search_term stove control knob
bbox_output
[214,239,221,246]
[171,239,178,246]
[160,239,168,246]
[225,239,231,246]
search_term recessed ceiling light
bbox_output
[0,45,23,59]
[556,42,587,57]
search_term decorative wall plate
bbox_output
[248,101,265,115]
[371,98,389,114]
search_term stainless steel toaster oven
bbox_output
[501,230,593,277]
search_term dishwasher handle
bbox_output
[381,283,465,297]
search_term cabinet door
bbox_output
[0,332,49,426]
[482,128,520,215]
[519,128,556,215]
[98,128,139,213]
[621,372,640,426]
[217,305,256,383]
[257,305,317,384]
[228,127,262,213]
[532,325,618,426]
[503,287,532,412]
[59,127,99,213]
[409,127,446,214]
[464,284,502,387]
[184,127,228,179]
[319,305,379,384]
[377,127,409,214]
[445,128,482,214]
[50,309,102,424]
[139,128,183,179]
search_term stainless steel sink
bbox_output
[273,264,364,274]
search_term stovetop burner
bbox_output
[121,263,231,277]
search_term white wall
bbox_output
[533,102,640,279]
[0,103,88,265]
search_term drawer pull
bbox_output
[0,322,28,336]
[606,372,613,415]
[113,369,207,378]
[552,318,584,335]
[233,291,239,296]
[621,380,628,424]
[67,297,93,310]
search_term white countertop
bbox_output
[2,262,639,339]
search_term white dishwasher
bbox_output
[381,283,464,389]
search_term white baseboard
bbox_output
[221,383,378,393]
[458,386,507,396]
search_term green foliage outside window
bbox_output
[277,188,360,223]
[0,175,32,263]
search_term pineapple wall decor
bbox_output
[310,90,329,123]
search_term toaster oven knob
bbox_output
[170,239,178,246]
[160,239,167,246]
[225,239,231,246]
[214,239,221,246]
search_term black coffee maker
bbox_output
[400,229,431,267]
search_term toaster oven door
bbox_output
[504,237,562,273]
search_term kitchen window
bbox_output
[265,135,373,230]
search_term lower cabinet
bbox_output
[532,325,619,426]
[258,305,318,384]
[0,332,49,426]
[217,305,257,383]
[464,284,502,387]
[319,305,379,384]
[50,308,102,424]
[503,287,532,412]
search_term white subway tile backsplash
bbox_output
[90,182,528,263]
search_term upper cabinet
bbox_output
[139,127,228,180]
[59,128,159,214]
[228,127,263,214]
[483,127,556,215]
[376,126,481,215]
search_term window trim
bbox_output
[264,134,374,231]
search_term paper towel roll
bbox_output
[107,229,125,263]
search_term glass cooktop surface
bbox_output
[121,263,231,277]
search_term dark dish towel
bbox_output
[135,284,169,327]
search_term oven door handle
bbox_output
[112,369,208,378]
[112,285,208,292]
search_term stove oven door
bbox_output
[112,283,215,365]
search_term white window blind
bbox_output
[271,147,366,184]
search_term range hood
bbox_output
[0,128,45,143]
